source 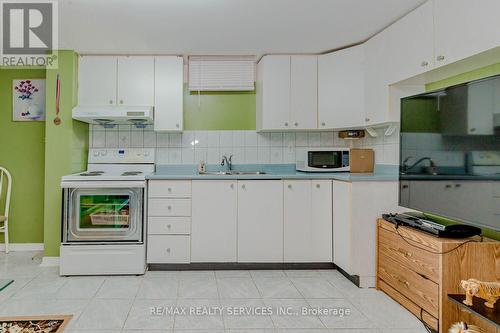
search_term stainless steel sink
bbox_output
[199,171,266,176]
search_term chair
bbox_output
[0,167,12,253]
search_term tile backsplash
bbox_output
[89,125,400,165]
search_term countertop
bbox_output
[147,164,399,182]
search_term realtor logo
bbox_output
[1,0,58,67]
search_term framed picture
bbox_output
[12,79,46,121]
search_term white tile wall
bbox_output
[88,125,400,165]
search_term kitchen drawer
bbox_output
[147,235,190,263]
[379,227,439,283]
[378,254,439,317]
[148,217,191,235]
[148,198,191,216]
[149,180,191,198]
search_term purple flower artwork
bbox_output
[13,79,46,121]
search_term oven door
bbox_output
[63,183,144,243]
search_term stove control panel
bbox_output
[89,148,155,164]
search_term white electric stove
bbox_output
[60,148,155,276]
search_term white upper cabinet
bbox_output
[385,1,435,83]
[154,56,184,132]
[318,45,364,129]
[256,55,291,130]
[117,56,154,106]
[290,55,318,129]
[257,55,317,130]
[434,0,500,68]
[364,32,392,126]
[78,56,117,106]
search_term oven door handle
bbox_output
[61,181,146,188]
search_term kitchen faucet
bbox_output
[221,155,233,172]
[401,156,437,175]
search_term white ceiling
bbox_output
[59,0,427,56]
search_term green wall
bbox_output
[0,69,46,244]
[425,62,500,241]
[184,86,256,130]
[43,50,88,257]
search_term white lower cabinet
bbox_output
[191,180,237,262]
[284,180,332,262]
[332,180,398,287]
[237,180,284,262]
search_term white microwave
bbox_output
[296,148,350,172]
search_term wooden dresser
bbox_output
[377,218,500,333]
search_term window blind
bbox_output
[188,56,255,91]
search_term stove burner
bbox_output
[122,171,143,176]
[79,171,105,176]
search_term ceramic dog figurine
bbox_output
[461,278,500,309]
[449,322,485,333]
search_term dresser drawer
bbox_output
[149,217,191,235]
[147,235,190,263]
[149,180,191,198]
[378,279,438,331]
[378,254,439,317]
[379,228,439,283]
[148,198,191,216]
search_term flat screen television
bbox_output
[399,74,500,231]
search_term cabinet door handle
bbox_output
[284,122,289,127]
[421,61,429,67]
[168,187,172,192]
[119,99,124,104]
[166,248,171,253]
[167,224,172,229]
[316,184,320,189]
[167,205,172,210]
[321,122,326,127]
[455,184,461,188]
[176,123,180,128]
[287,184,292,189]
[109,99,113,104]
[241,184,246,189]
[365,118,370,122]
[294,122,298,127]
[230,183,234,189]
[445,184,452,188]
[437,55,445,61]
[402,185,409,189]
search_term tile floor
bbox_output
[0,252,428,333]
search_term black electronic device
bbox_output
[382,212,482,238]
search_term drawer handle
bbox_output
[396,277,410,287]
[166,248,171,253]
[167,224,172,229]
[230,183,234,189]
[168,188,172,192]
[288,184,292,189]
[168,205,172,210]
[316,184,320,189]
[397,248,412,258]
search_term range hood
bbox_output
[72,106,154,127]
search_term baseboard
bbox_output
[0,243,44,252]
[149,262,336,271]
[40,256,60,267]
